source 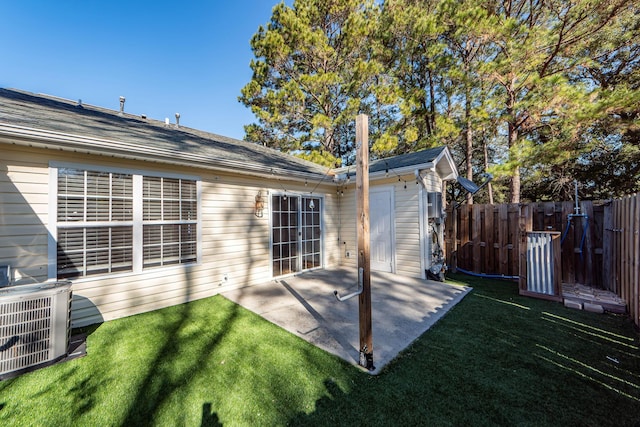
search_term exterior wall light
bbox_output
[255,192,265,217]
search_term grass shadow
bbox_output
[1,272,638,425]
[288,272,640,425]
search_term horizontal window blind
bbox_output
[142,177,197,268]
[57,226,133,278]
[56,167,198,279]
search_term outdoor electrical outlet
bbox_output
[345,251,351,258]
[219,273,229,286]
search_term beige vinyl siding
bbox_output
[337,172,444,279]
[338,187,357,268]
[322,191,341,268]
[0,147,50,284]
[392,178,422,278]
[421,171,442,194]
[0,144,339,327]
[338,176,423,276]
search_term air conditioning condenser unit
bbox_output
[0,281,72,379]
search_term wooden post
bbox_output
[450,205,458,273]
[633,194,640,327]
[518,204,532,293]
[356,114,374,370]
[602,202,613,292]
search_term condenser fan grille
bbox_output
[0,282,72,378]
[0,297,53,374]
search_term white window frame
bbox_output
[48,162,202,280]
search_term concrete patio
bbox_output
[221,268,471,374]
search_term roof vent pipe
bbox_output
[119,96,126,115]
[165,118,170,126]
[175,112,180,127]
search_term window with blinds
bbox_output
[142,177,197,268]
[56,167,198,279]
[57,169,133,278]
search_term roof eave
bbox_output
[0,123,330,182]
[369,163,435,180]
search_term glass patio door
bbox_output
[271,194,322,277]
[301,196,322,270]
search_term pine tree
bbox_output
[239,0,392,167]
[480,0,636,202]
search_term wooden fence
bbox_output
[604,194,640,326]
[445,195,639,326]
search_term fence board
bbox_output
[498,204,509,276]
[445,196,638,328]
[561,201,576,284]
[460,204,470,271]
[472,206,481,272]
[484,205,493,274]
[518,205,533,290]
[616,198,623,293]
[543,202,555,231]
[592,204,604,288]
[622,196,628,297]
[450,196,640,326]
[602,202,613,292]
[630,194,640,326]
[509,204,520,276]
[447,199,613,289]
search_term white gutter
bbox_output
[0,123,330,183]
[371,163,436,180]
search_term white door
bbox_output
[370,188,393,272]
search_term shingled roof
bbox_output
[0,88,329,179]
[369,146,447,173]
[0,88,456,182]
[333,145,457,181]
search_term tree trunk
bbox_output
[508,120,520,203]
[465,106,473,205]
[506,81,520,203]
[428,69,436,135]
[483,138,494,204]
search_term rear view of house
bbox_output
[0,88,458,328]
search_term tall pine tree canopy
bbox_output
[240,0,639,202]
[239,0,392,167]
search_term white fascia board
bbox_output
[0,123,327,183]
[369,163,436,181]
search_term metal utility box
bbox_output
[427,192,443,219]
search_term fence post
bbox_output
[472,205,481,273]
[633,194,639,327]
[582,201,595,286]
[518,204,532,292]
[460,204,470,271]
[561,201,576,284]
[498,204,508,276]
[603,201,613,292]
[484,204,494,274]
[450,205,458,273]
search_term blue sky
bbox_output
[0,1,286,140]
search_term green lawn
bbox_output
[1,274,639,426]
